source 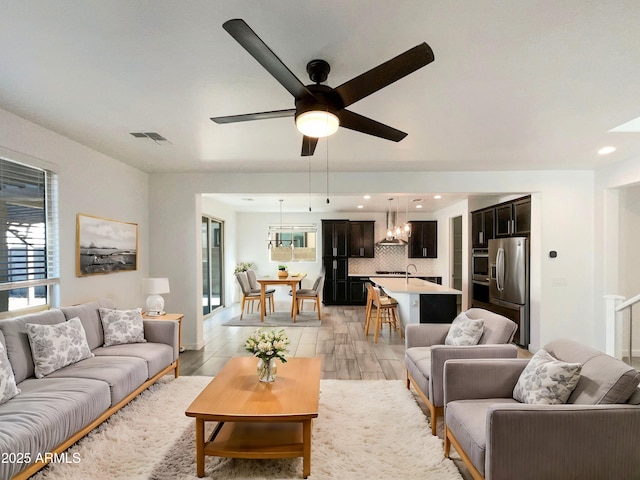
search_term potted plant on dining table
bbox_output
[277,264,288,278]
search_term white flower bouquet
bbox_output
[244,328,290,363]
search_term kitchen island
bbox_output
[369,277,461,327]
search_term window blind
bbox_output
[0,158,58,292]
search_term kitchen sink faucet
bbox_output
[406,263,417,283]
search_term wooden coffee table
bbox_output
[185,356,321,478]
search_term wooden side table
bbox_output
[142,312,184,377]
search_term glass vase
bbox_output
[257,357,278,383]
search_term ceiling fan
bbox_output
[210,19,435,156]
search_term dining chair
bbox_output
[295,275,324,320]
[235,272,273,319]
[364,283,401,343]
[246,269,276,295]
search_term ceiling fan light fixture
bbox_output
[295,110,339,138]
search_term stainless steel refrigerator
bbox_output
[488,237,529,346]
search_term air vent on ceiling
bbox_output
[129,132,169,143]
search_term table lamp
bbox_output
[142,277,170,316]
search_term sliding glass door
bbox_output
[202,216,224,315]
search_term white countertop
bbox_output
[370,276,461,295]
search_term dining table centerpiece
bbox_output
[244,328,290,383]
[277,264,288,278]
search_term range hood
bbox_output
[376,211,408,246]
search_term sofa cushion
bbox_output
[445,398,520,476]
[405,347,432,399]
[60,299,115,350]
[445,312,484,346]
[0,309,67,383]
[513,349,582,404]
[0,342,20,405]
[0,377,110,480]
[25,317,94,378]
[46,355,148,405]
[545,338,640,404]
[93,342,174,378]
[99,308,147,347]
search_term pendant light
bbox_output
[403,197,412,237]
[278,199,284,247]
[267,199,287,249]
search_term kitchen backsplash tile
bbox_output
[349,245,436,274]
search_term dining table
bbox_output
[257,273,307,322]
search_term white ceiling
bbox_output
[1,1,639,213]
[204,192,477,214]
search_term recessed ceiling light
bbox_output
[416,205,423,209]
[434,195,442,199]
[598,146,616,155]
[363,195,371,200]
[357,205,363,209]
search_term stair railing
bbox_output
[604,293,640,365]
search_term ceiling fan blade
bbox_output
[211,109,295,124]
[335,43,434,108]
[223,19,315,101]
[301,136,319,156]
[338,110,407,142]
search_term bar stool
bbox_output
[365,283,401,343]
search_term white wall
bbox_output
[0,108,149,309]
[433,199,469,295]
[616,184,640,354]
[595,155,640,354]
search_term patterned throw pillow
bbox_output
[25,317,94,378]
[99,308,146,347]
[444,312,484,346]
[0,342,20,404]
[513,349,582,404]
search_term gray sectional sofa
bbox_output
[0,299,179,480]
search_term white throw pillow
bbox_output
[513,349,582,404]
[0,342,20,404]
[99,308,146,347]
[444,312,484,346]
[25,317,94,378]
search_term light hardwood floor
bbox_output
[179,301,531,480]
[179,302,406,379]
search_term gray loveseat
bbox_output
[443,338,640,480]
[0,299,179,480]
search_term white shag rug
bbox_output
[33,376,462,480]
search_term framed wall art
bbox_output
[76,214,138,276]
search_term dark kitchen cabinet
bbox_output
[349,221,375,258]
[419,294,458,323]
[495,196,531,237]
[348,276,370,305]
[323,257,349,305]
[322,220,350,305]
[322,220,349,257]
[408,221,437,258]
[471,208,495,248]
